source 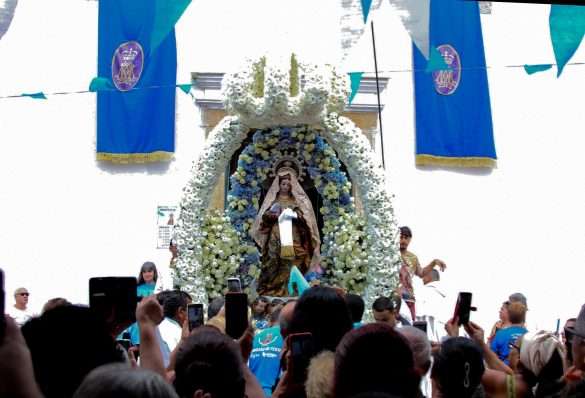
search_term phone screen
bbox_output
[454,292,472,325]
[289,332,314,383]
[188,303,204,331]
[227,278,241,293]
[225,292,248,339]
[89,277,137,325]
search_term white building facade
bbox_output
[0,0,582,330]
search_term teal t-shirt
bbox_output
[137,283,155,298]
[248,326,283,396]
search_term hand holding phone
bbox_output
[453,292,474,325]
[188,303,204,331]
[89,277,137,330]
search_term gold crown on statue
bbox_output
[270,153,305,182]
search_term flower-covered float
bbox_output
[174,55,401,313]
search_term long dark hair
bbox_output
[137,262,158,286]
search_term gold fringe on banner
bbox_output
[97,151,174,164]
[280,246,295,260]
[416,154,496,168]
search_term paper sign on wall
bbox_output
[157,205,177,249]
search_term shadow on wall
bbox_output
[416,165,495,177]
[96,160,172,176]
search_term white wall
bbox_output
[0,0,582,332]
[373,2,585,331]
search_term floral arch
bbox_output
[174,57,401,311]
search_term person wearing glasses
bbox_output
[7,287,34,326]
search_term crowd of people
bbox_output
[2,227,584,398]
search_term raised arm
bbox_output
[136,296,166,378]
[418,259,447,278]
[464,322,513,375]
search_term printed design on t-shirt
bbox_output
[260,332,278,346]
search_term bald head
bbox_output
[279,300,297,338]
[398,326,431,375]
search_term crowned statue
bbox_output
[250,161,321,296]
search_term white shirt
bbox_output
[158,317,182,358]
[415,281,450,343]
[7,305,34,327]
[398,298,414,326]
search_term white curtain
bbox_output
[0,0,18,42]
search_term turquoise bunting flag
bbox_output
[549,5,585,77]
[348,72,364,104]
[360,0,373,23]
[288,266,310,296]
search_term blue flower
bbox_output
[339,194,351,206]
[314,137,326,152]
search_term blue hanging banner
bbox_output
[413,0,496,168]
[97,0,177,163]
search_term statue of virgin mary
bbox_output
[250,166,320,296]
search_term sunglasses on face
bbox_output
[18,293,29,296]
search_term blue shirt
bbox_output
[490,325,527,364]
[248,326,283,396]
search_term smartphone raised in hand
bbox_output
[225,292,248,339]
[454,292,473,325]
[89,277,137,326]
[288,332,315,383]
[188,303,204,331]
[227,277,242,293]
